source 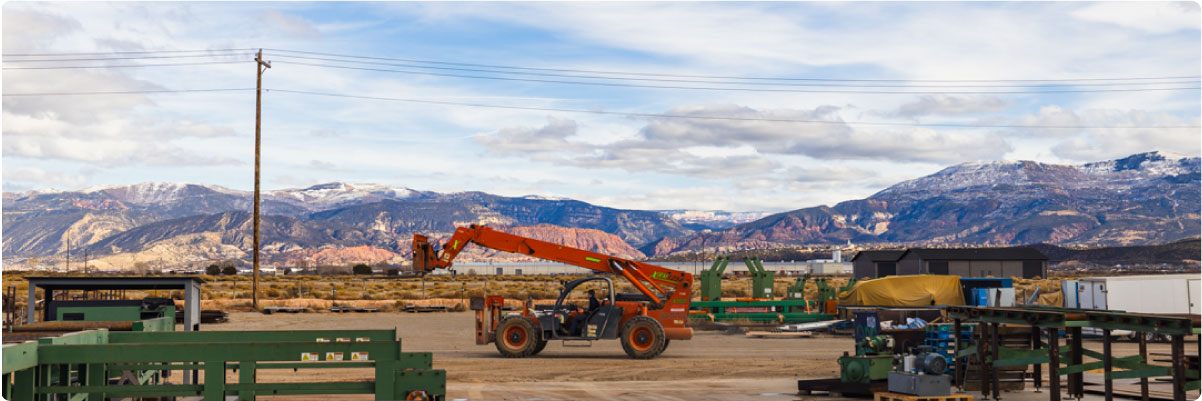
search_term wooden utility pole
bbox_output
[253,49,271,308]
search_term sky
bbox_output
[3,2,1200,213]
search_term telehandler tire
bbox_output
[495,316,539,357]
[530,336,549,356]
[620,316,667,359]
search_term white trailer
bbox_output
[1077,274,1200,341]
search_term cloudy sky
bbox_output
[3,2,1200,212]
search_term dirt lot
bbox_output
[205,312,1191,401]
[212,311,842,400]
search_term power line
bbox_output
[3,53,254,63]
[266,88,1201,129]
[274,60,1202,95]
[2,88,256,97]
[269,54,1200,89]
[2,48,257,57]
[264,48,1200,84]
[3,61,252,70]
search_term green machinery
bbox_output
[785,275,809,300]
[699,256,730,301]
[838,334,895,383]
[744,257,775,299]
[697,256,777,301]
[691,258,835,324]
[2,328,445,401]
[813,276,856,313]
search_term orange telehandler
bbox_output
[412,225,693,359]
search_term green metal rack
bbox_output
[946,305,1199,401]
[2,328,445,401]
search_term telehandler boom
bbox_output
[413,225,692,358]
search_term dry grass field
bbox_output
[2,271,853,315]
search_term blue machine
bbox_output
[960,278,1013,306]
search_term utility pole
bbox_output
[252,49,271,309]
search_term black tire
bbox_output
[495,316,539,358]
[530,336,549,356]
[620,316,667,359]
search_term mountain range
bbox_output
[3,151,1198,270]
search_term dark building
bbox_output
[895,247,1048,279]
[850,250,905,279]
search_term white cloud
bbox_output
[3,167,89,190]
[261,10,321,39]
[892,95,1008,118]
[1,8,81,51]
[995,106,1202,161]
[1072,2,1200,34]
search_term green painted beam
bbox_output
[38,329,108,345]
[1186,380,1200,391]
[37,384,204,397]
[2,342,38,374]
[225,381,374,394]
[691,299,813,308]
[246,361,376,369]
[1109,367,1169,380]
[110,363,203,370]
[37,342,402,364]
[131,316,174,332]
[108,329,396,344]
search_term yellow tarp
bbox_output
[1012,277,1063,307]
[837,275,966,306]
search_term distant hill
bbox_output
[4,151,1198,270]
[647,151,1200,255]
[1031,237,1201,265]
[3,183,687,269]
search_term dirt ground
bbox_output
[201,311,1193,401]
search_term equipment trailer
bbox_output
[413,225,693,359]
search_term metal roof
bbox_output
[25,276,205,290]
[898,247,1048,261]
[849,250,905,262]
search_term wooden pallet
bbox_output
[874,391,974,401]
[797,378,886,397]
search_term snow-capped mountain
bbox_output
[647,152,1201,255]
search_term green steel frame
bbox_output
[699,256,730,301]
[3,328,445,401]
[743,257,775,299]
[945,305,1199,401]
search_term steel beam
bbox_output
[1103,328,1112,401]
[1048,327,1060,401]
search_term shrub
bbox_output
[352,264,373,275]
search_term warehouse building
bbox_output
[850,250,905,279]
[851,247,1047,279]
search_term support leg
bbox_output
[1171,334,1185,401]
[1032,325,1042,392]
[238,361,256,401]
[1103,328,1112,401]
[85,363,106,401]
[204,360,225,401]
[11,368,35,401]
[954,318,963,389]
[1048,328,1061,401]
[981,323,990,398]
[991,322,1001,400]
[1139,332,1149,401]
[1070,327,1083,399]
